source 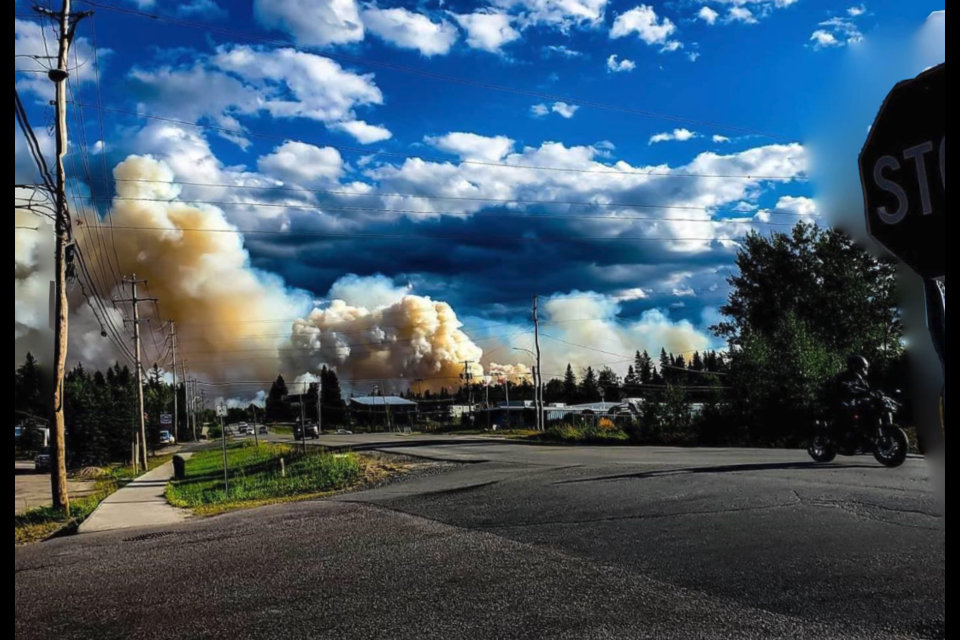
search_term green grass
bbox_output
[166,442,363,515]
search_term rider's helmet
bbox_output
[847,355,870,377]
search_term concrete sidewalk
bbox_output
[79,458,190,534]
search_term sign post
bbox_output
[860,62,945,428]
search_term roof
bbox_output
[351,396,418,407]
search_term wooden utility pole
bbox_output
[533,296,543,432]
[170,322,179,443]
[39,0,91,514]
[118,275,156,471]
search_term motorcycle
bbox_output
[808,390,910,468]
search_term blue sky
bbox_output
[14,0,945,391]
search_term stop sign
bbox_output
[860,63,944,279]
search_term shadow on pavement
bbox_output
[558,461,879,485]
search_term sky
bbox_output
[14,0,945,399]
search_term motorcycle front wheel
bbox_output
[874,426,909,468]
[808,435,837,463]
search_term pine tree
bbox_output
[563,365,579,404]
[659,349,673,385]
[598,367,621,402]
[638,351,654,385]
[624,365,638,387]
[579,367,601,403]
[691,351,705,372]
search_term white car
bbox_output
[159,431,176,446]
[336,429,354,436]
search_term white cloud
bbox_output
[327,274,412,310]
[544,45,583,57]
[611,5,682,52]
[698,6,719,25]
[363,136,809,252]
[531,104,551,118]
[177,0,228,20]
[425,133,516,162]
[495,0,610,30]
[453,10,521,53]
[755,196,818,222]
[810,17,864,50]
[847,4,867,18]
[257,141,345,187]
[810,30,841,49]
[607,55,637,73]
[130,46,390,146]
[649,129,700,145]
[330,120,393,144]
[701,0,798,25]
[551,102,580,119]
[712,135,732,143]
[726,7,758,24]
[253,0,365,47]
[531,102,580,119]
[363,8,459,57]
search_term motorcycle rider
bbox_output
[826,356,873,426]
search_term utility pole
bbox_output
[503,377,511,430]
[533,296,543,432]
[118,275,156,471]
[170,322,179,443]
[300,383,308,454]
[37,0,91,515]
[316,380,322,442]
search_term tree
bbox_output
[715,224,902,367]
[636,351,655,386]
[691,351,705,372]
[320,367,347,427]
[562,365,579,404]
[15,353,46,423]
[659,349,673,385]
[714,224,899,445]
[579,367,601,403]
[598,367,621,402]
[265,375,291,422]
[623,366,638,388]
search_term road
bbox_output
[15,435,944,639]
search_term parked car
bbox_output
[336,429,354,436]
[159,431,176,446]
[34,447,52,473]
[259,426,269,435]
[294,423,320,440]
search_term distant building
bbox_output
[350,396,419,430]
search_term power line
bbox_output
[68,104,805,182]
[74,0,792,141]
[59,224,757,245]
[100,177,819,218]
[75,195,802,226]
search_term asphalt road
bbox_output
[15,435,944,639]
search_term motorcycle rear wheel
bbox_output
[874,426,909,468]
[808,436,837,463]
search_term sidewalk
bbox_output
[79,457,190,534]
